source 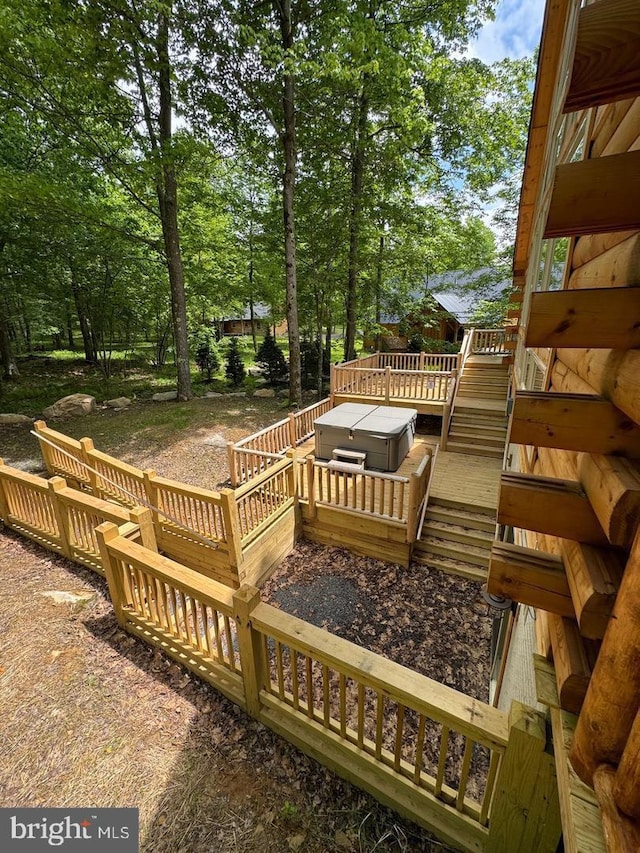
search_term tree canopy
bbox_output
[0,0,533,395]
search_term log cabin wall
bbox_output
[490,0,640,848]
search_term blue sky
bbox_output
[469,0,546,63]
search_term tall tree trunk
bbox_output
[156,5,192,401]
[69,266,96,363]
[65,300,75,350]
[344,85,369,362]
[375,231,384,351]
[277,0,302,406]
[324,312,332,368]
[0,313,19,379]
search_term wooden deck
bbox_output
[430,450,502,513]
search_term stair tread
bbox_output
[411,551,488,581]
[422,520,494,542]
[426,503,496,525]
[447,441,503,458]
[448,432,506,447]
[419,535,491,559]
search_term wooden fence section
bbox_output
[32,422,296,586]
[92,528,560,853]
[234,457,296,545]
[98,529,245,709]
[378,352,460,373]
[34,421,92,489]
[470,329,507,355]
[228,397,333,487]
[331,365,454,409]
[0,461,140,572]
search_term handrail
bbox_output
[234,456,292,499]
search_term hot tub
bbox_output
[314,403,417,472]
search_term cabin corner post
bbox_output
[96,522,127,628]
[488,701,562,853]
[570,525,640,786]
[233,585,265,719]
[220,487,244,569]
[47,477,72,558]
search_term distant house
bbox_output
[367,267,512,350]
[222,303,287,338]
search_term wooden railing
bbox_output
[0,461,140,573]
[440,376,457,452]
[300,449,433,542]
[93,527,557,852]
[4,461,560,852]
[234,457,295,545]
[332,365,453,404]
[378,352,460,373]
[32,423,294,579]
[34,421,92,489]
[228,398,333,487]
[291,396,332,444]
[99,530,245,709]
[470,329,507,354]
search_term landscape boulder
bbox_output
[152,390,178,402]
[43,393,97,419]
[253,388,275,398]
[0,413,33,426]
[105,396,132,409]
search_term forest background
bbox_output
[0,0,534,407]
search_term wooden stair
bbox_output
[413,498,496,582]
[447,361,510,459]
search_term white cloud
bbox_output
[468,0,545,64]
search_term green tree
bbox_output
[193,327,220,382]
[225,337,246,387]
[256,328,288,384]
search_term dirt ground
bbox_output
[0,401,489,852]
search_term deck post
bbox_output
[419,351,426,370]
[330,362,335,395]
[129,506,158,553]
[406,472,420,543]
[96,521,128,628]
[79,437,97,494]
[306,455,316,519]
[385,366,391,403]
[226,442,238,488]
[34,421,54,475]
[233,585,265,718]
[487,701,562,852]
[288,412,297,448]
[48,477,72,558]
[220,487,244,569]
[0,459,10,523]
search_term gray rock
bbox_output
[227,392,247,397]
[41,589,97,609]
[0,413,33,426]
[248,366,264,377]
[254,377,268,387]
[105,396,132,409]
[253,388,275,398]
[202,433,228,450]
[43,393,97,419]
[152,390,178,402]
[204,392,223,398]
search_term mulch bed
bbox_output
[261,541,495,800]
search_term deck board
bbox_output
[430,451,502,512]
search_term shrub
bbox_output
[256,329,288,384]
[225,337,246,387]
